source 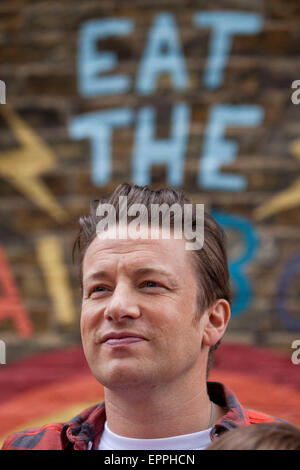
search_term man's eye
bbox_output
[142,281,160,288]
[91,285,108,294]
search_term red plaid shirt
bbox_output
[2,381,282,450]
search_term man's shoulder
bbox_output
[207,381,289,433]
[1,422,65,450]
[2,402,104,450]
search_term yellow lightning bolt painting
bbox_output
[0,106,67,222]
[254,138,300,220]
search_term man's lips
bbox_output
[100,332,148,345]
[104,337,145,346]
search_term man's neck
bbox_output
[103,373,225,439]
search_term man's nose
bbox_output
[103,282,141,322]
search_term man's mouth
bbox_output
[100,331,148,347]
[104,337,145,346]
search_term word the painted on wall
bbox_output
[70,103,263,190]
[69,11,264,191]
[291,80,300,105]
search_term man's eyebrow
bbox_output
[83,267,178,286]
[133,267,178,286]
[84,270,111,283]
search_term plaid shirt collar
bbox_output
[62,381,250,450]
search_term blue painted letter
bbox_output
[132,103,190,186]
[136,13,188,94]
[194,11,262,88]
[213,210,258,317]
[69,108,133,186]
[79,18,133,96]
[199,104,264,191]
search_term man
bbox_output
[2,183,282,450]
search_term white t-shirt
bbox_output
[98,421,212,450]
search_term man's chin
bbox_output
[94,366,152,390]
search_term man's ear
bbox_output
[202,299,231,347]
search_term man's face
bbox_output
[81,226,208,390]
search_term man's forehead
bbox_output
[87,228,187,255]
[82,232,189,276]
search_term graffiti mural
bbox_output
[0,0,300,431]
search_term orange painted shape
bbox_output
[0,246,32,337]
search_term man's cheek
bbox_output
[80,314,87,337]
[80,314,93,347]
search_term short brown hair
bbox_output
[73,183,232,376]
[206,422,300,450]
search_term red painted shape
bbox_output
[0,246,33,337]
[212,343,300,390]
[0,346,89,402]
